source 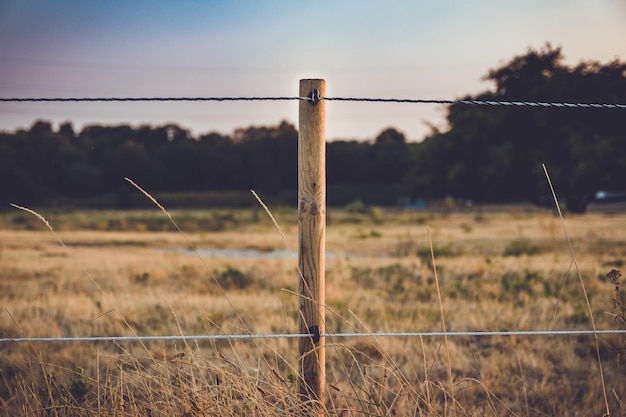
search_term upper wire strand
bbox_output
[0,96,624,108]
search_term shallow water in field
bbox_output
[171,248,296,259]
[169,248,369,259]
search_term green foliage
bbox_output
[327,128,409,188]
[350,263,422,299]
[500,271,534,295]
[37,366,90,410]
[2,46,625,213]
[68,367,89,404]
[503,238,544,256]
[133,271,150,285]
[345,199,367,213]
[603,259,624,269]
[416,243,458,267]
[369,206,386,224]
[0,121,299,207]
[353,228,382,240]
[404,44,626,213]
[499,269,545,305]
[215,266,253,290]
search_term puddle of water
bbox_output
[168,248,369,260]
[171,248,296,260]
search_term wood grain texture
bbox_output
[298,79,326,409]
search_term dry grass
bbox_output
[1,204,626,416]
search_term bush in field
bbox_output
[503,238,544,256]
[216,266,253,289]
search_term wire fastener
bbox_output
[309,325,321,344]
[309,89,320,106]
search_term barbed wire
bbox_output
[2,329,626,344]
[1,96,625,108]
[0,96,310,102]
[322,97,626,108]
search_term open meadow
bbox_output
[1,204,626,416]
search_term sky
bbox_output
[0,0,625,141]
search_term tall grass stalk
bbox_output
[428,225,456,415]
[124,178,303,393]
[125,178,249,331]
[9,204,151,357]
[250,189,290,251]
[542,163,610,416]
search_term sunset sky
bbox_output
[1,0,625,141]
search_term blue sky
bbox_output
[1,0,625,141]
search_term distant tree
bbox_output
[405,44,626,213]
[375,127,405,145]
[327,140,370,185]
[197,132,241,190]
[0,130,40,205]
[24,120,66,200]
[327,128,410,187]
[58,121,75,140]
[236,120,298,194]
[369,128,410,184]
[6,47,623,214]
[29,120,54,137]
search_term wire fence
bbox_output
[2,329,626,344]
[1,95,626,108]
[2,91,624,345]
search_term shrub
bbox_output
[216,266,253,289]
[369,206,386,224]
[345,199,367,213]
[503,238,543,256]
[416,243,458,267]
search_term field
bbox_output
[1,203,626,416]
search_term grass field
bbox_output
[1,203,625,416]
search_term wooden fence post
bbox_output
[298,78,326,410]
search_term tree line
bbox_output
[0,118,411,208]
[1,45,625,213]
